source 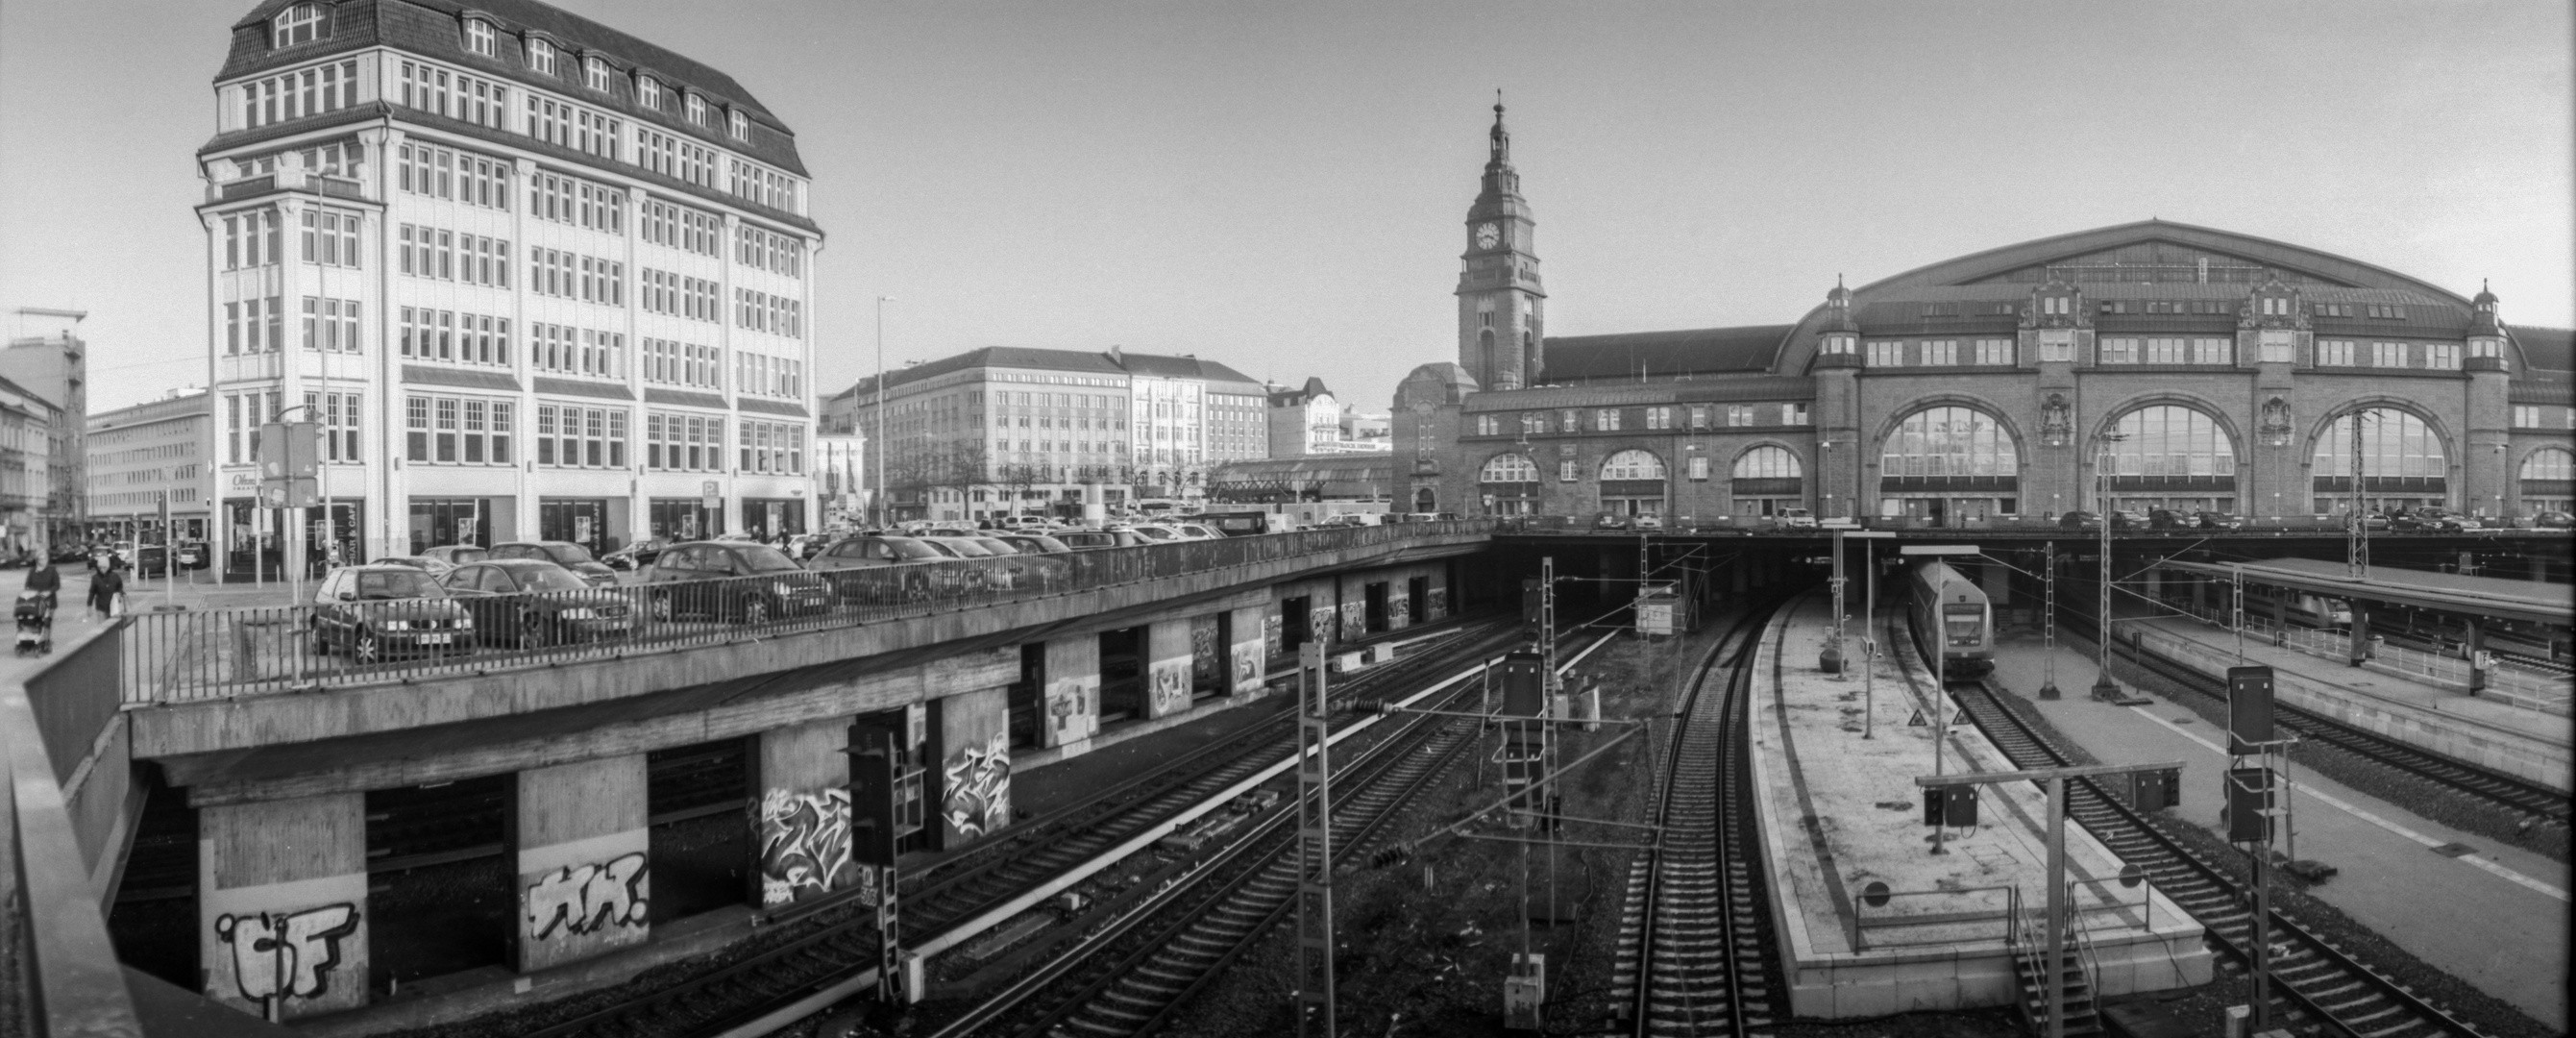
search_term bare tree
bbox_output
[992,460,1050,518]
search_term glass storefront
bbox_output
[649,498,724,542]
[739,498,805,541]
[409,498,497,555]
[539,499,611,555]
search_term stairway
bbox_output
[2013,943,2105,1038]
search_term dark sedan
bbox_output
[2058,510,2101,530]
[2194,510,2245,531]
[438,559,640,649]
[642,541,834,623]
[602,538,671,571]
[309,565,477,662]
[489,541,621,586]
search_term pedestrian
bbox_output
[87,563,124,620]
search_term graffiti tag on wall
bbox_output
[1389,595,1410,629]
[1232,643,1262,692]
[1190,615,1220,683]
[759,788,857,907]
[1428,588,1446,619]
[1046,677,1097,745]
[943,732,1013,839]
[213,903,360,1004]
[1263,614,1284,657]
[1310,606,1337,649]
[1149,659,1191,717]
[527,852,648,941]
[1340,601,1365,640]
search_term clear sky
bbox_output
[4,0,2569,413]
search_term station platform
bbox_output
[1986,631,2572,1030]
[2124,614,2572,794]
[1748,595,2209,1019]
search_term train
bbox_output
[1905,558,1994,679]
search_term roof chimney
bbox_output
[1109,345,1123,364]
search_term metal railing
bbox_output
[2172,600,2570,710]
[4,636,146,1036]
[124,521,1493,706]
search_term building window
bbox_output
[2372,341,2407,368]
[1733,446,1803,480]
[2512,406,2540,429]
[2036,330,2073,362]
[395,61,507,130]
[2142,337,2188,364]
[2193,337,2233,365]
[1783,403,1810,426]
[528,37,556,76]
[2098,337,2139,364]
[1558,459,1578,482]
[2367,305,2407,320]
[2522,447,2573,482]
[2317,339,2356,366]
[273,4,323,47]
[463,18,494,56]
[240,60,362,128]
[1725,405,1754,428]
[2258,330,2294,363]
[1865,340,1902,367]
[1821,334,1855,356]
[2103,406,2235,477]
[1560,409,1580,432]
[399,142,511,208]
[685,93,707,126]
[1474,414,1500,436]
[585,57,611,92]
[2426,343,2460,370]
[300,296,360,352]
[1644,407,1673,430]
[299,208,361,267]
[2314,408,2444,480]
[1687,405,1709,430]
[1600,450,1665,481]
[1595,408,1622,432]
[1922,339,1957,365]
[636,74,661,111]
[729,109,750,140]
[1880,406,2018,478]
[1975,338,2012,365]
[223,209,281,269]
[1687,456,1710,481]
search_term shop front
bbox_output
[649,498,725,542]
[539,498,620,555]
[739,498,806,542]
[222,497,364,580]
[408,498,503,555]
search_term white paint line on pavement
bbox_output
[2125,704,2568,902]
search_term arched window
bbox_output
[2312,409,2444,479]
[1880,406,2017,478]
[1732,446,1803,480]
[273,3,324,47]
[2103,406,2235,477]
[1600,450,1666,482]
[2521,447,2573,482]
[1479,453,1538,483]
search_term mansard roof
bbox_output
[1539,326,1797,384]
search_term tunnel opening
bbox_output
[1408,575,1430,630]
[1363,581,1390,633]
[1096,626,1144,724]
[105,773,198,992]
[366,773,512,997]
[646,738,750,925]
[1281,594,1313,654]
[1008,642,1045,750]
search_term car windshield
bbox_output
[1131,527,1177,540]
[545,544,597,565]
[974,538,1019,555]
[936,538,994,557]
[876,537,943,560]
[356,571,443,599]
[737,546,804,572]
[1018,535,1069,553]
[516,566,591,592]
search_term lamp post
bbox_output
[2091,431,2126,700]
[872,296,895,529]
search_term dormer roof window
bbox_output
[463,17,495,57]
[728,109,750,140]
[685,92,707,127]
[585,56,612,92]
[273,4,324,48]
[636,73,660,111]
[528,37,556,76]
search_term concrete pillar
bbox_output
[200,793,368,1020]
[1337,575,1365,642]
[1041,634,1101,748]
[752,716,855,909]
[1189,613,1222,692]
[929,687,1012,850]
[2347,601,2374,668]
[1388,569,1414,630]
[514,754,650,972]
[1229,605,1267,695]
[1144,618,1194,720]
[2465,617,2489,696]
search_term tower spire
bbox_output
[1489,90,1509,163]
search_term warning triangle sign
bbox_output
[1906,709,1927,727]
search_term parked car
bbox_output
[372,554,455,577]
[1773,507,1818,530]
[2058,510,2101,530]
[488,541,621,587]
[2390,507,2477,533]
[174,541,210,570]
[2193,510,2245,531]
[1631,513,1664,531]
[309,564,476,662]
[133,544,172,578]
[2107,509,2148,530]
[437,559,636,649]
[2147,508,2194,531]
[1165,523,1226,541]
[808,533,962,601]
[995,533,1074,555]
[641,541,834,623]
[1054,529,1148,551]
[1594,513,1631,531]
[1120,525,1186,542]
[2533,510,2574,530]
[602,538,671,571]
[785,533,830,561]
[420,544,490,569]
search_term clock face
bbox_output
[1475,222,1500,249]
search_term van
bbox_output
[1773,507,1817,529]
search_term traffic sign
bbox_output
[1906,709,1927,727]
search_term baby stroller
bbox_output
[15,590,54,656]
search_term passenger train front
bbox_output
[1905,559,1994,678]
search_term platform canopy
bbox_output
[2155,556,2575,628]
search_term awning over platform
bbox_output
[2154,556,2574,628]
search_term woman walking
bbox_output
[87,561,124,620]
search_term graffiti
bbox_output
[943,732,1013,839]
[1190,616,1220,682]
[758,787,857,907]
[1046,677,1097,744]
[527,852,648,941]
[1311,606,1337,648]
[1428,588,1446,619]
[213,903,360,1004]
[1232,643,1261,691]
[1389,596,1410,629]
[1340,601,1365,640]
[1263,614,1284,657]
[1150,659,1191,716]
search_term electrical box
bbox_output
[1923,786,1978,827]
[2227,766,2274,843]
[1504,952,1546,1031]
[2131,769,2179,812]
[2226,665,2275,754]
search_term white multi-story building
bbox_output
[86,390,214,547]
[197,0,821,574]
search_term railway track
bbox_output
[519,620,1524,1038]
[2060,612,2569,828]
[928,630,1619,1038]
[1613,603,1780,1038]
[1950,678,2492,1038]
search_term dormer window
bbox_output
[585,56,611,92]
[528,37,556,75]
[2041,296,2070,316]
[728,109,750,140]
[463,18,495,57]
[685,93,707,127]
[637,74,660,111]
[273,4,323,47]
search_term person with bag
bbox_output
[87,563,124,620]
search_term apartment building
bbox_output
[86,391,214,546]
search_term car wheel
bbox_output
[352,629,381,665]
[740,595,772,626]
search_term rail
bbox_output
[122,520,1493,705]
[4,636,146,1036]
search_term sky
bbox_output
[3,0,2570,413]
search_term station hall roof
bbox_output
[2156,556,2575,628]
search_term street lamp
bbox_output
[2091,431,2125,700]
[872,296,895,529]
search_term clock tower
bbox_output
[1457,99,1545,391]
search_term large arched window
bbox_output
[2520,447,2573,482]
[1881,407,2017,477]
[1732,446,1803,480]
[1600,450,1667,481]
[2103,406,2236,477]
[1479,453,1538,483]
[2312,409,2444,479]
[2523,447,2575,514]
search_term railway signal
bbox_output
[2223,664,2289,1034]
